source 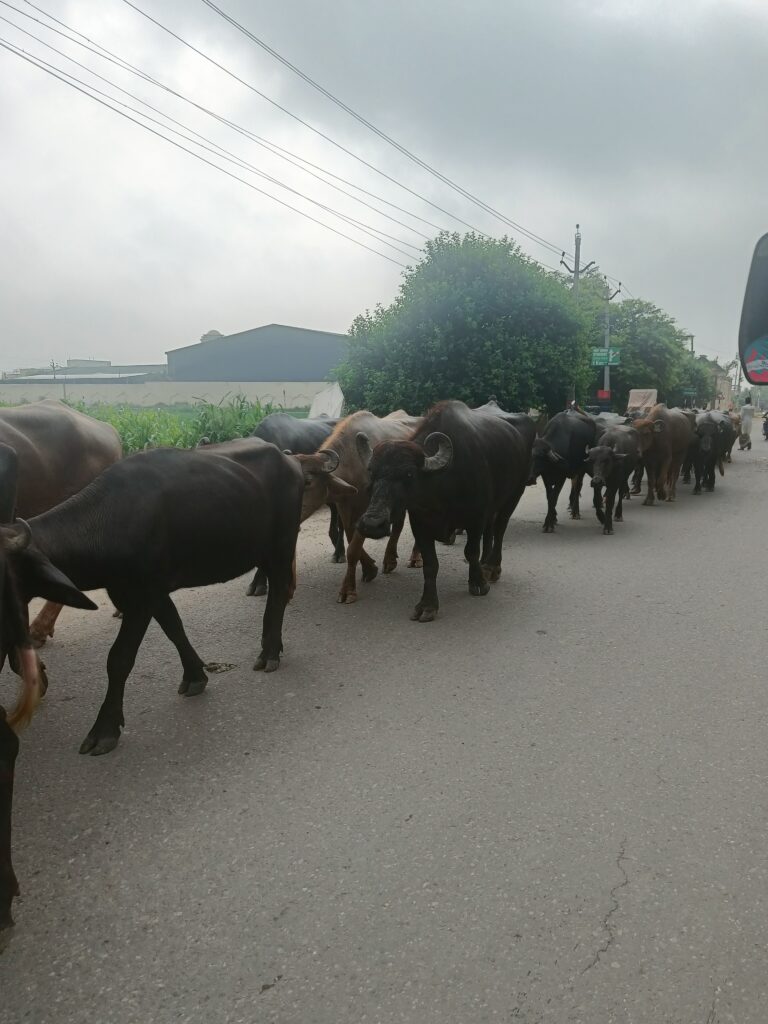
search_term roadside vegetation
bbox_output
[67,398,305,452]
[335,231,733,413]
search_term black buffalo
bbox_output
[529,411,602,531]
[0,443,306,757]
[253,413,343,570]
[356,400,534,621]
[583,426,639,535]
[691,410,731,493]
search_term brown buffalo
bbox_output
[631,404,693,505]
[0,401,122,643]
[316,411,423,603]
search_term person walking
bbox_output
[740,396,754,450]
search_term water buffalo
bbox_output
[0,443,307,757]
[691,411,731,493]
[356,400,534,621]
[312,411,424,604]
[631,405,693,505]
[253,413,344,566]
[584,426,639,534]
[199,438,356,598]
[529,411,602,531]
[0,401,122,645]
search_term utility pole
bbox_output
[603,277,621,398]
[560,224,595,302]
[561,224,596,404]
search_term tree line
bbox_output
[334,233,730,414]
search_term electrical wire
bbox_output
[0,18,423,257]
[9,0,446,239]
[0,37,411,268]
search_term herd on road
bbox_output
[0,396,748,929]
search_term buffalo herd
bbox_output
[0,396,745,927]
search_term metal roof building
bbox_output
[166,324,348,382]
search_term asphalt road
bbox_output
[2,443,767,1023]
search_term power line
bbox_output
[9,0,445,239]
[199,0,574,261]
[117,0,490,238]
[10,0,636,287]
[0,37,410,268]
[0,18,423,257]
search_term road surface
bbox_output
[2,445,767,1023]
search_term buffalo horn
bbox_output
[317,448,340,473]
[1,518,32,553]
[423,432,453,472]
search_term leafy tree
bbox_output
[335,233,589,414]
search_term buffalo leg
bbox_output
[543,476,565,532]
[410,530,440,622]
[329,503,345,563]
[246,567,268,597]
[630,462,644,495]
[338,529,372,604]
[465,523,489,597]
[593,484,606,524]
[254,561,293,672]
[0,714,20,930]
[152,594,208,696]
[482,502,516,582]
[602,485,617,534]
[615,476,628,522]
[79,604,152,756]
[28,601,63,646]
[666,457,682,501]
[693,453,703,494]
[382,509,405,574]
[568,472,585,519]
[656,458,670,500]
[643,461,658,506]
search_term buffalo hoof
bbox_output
[410,605,437,622]
[602,526,614,535]
[337,591,358,604]
[382,557,397,574]
[569,511,581,520]
[247,583,267,597]
[408,556,423,569]
[178,675,208,696]
[693,486,701,495]
[643,498,655,506]
[79,732,120,756]
[488,566,501,583]
[332,553,345,564]
[253,654,280,672]
[630,487,641,495]
[112,608,123,619]
[469,581,491,597]
[615,514,623,522]
[543,523,555,533]
[362,563,378,584]
[444,531,457,546]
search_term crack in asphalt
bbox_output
[581,839,629,975]
[705,982,723,1024]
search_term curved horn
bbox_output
[317,448,340,473]
[547,449,565,463]
[1,518,32,553]
[356,432,373,469]
[423,432,453,472]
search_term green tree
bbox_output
[335,233,589,414]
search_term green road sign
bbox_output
[682,388,697,397]
[591,347,621,367]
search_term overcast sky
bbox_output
[1,0,766,372]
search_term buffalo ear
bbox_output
[356,432,373,469]
[26,556,97,610]
[326,475,358,500]
[0,519,31,554]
